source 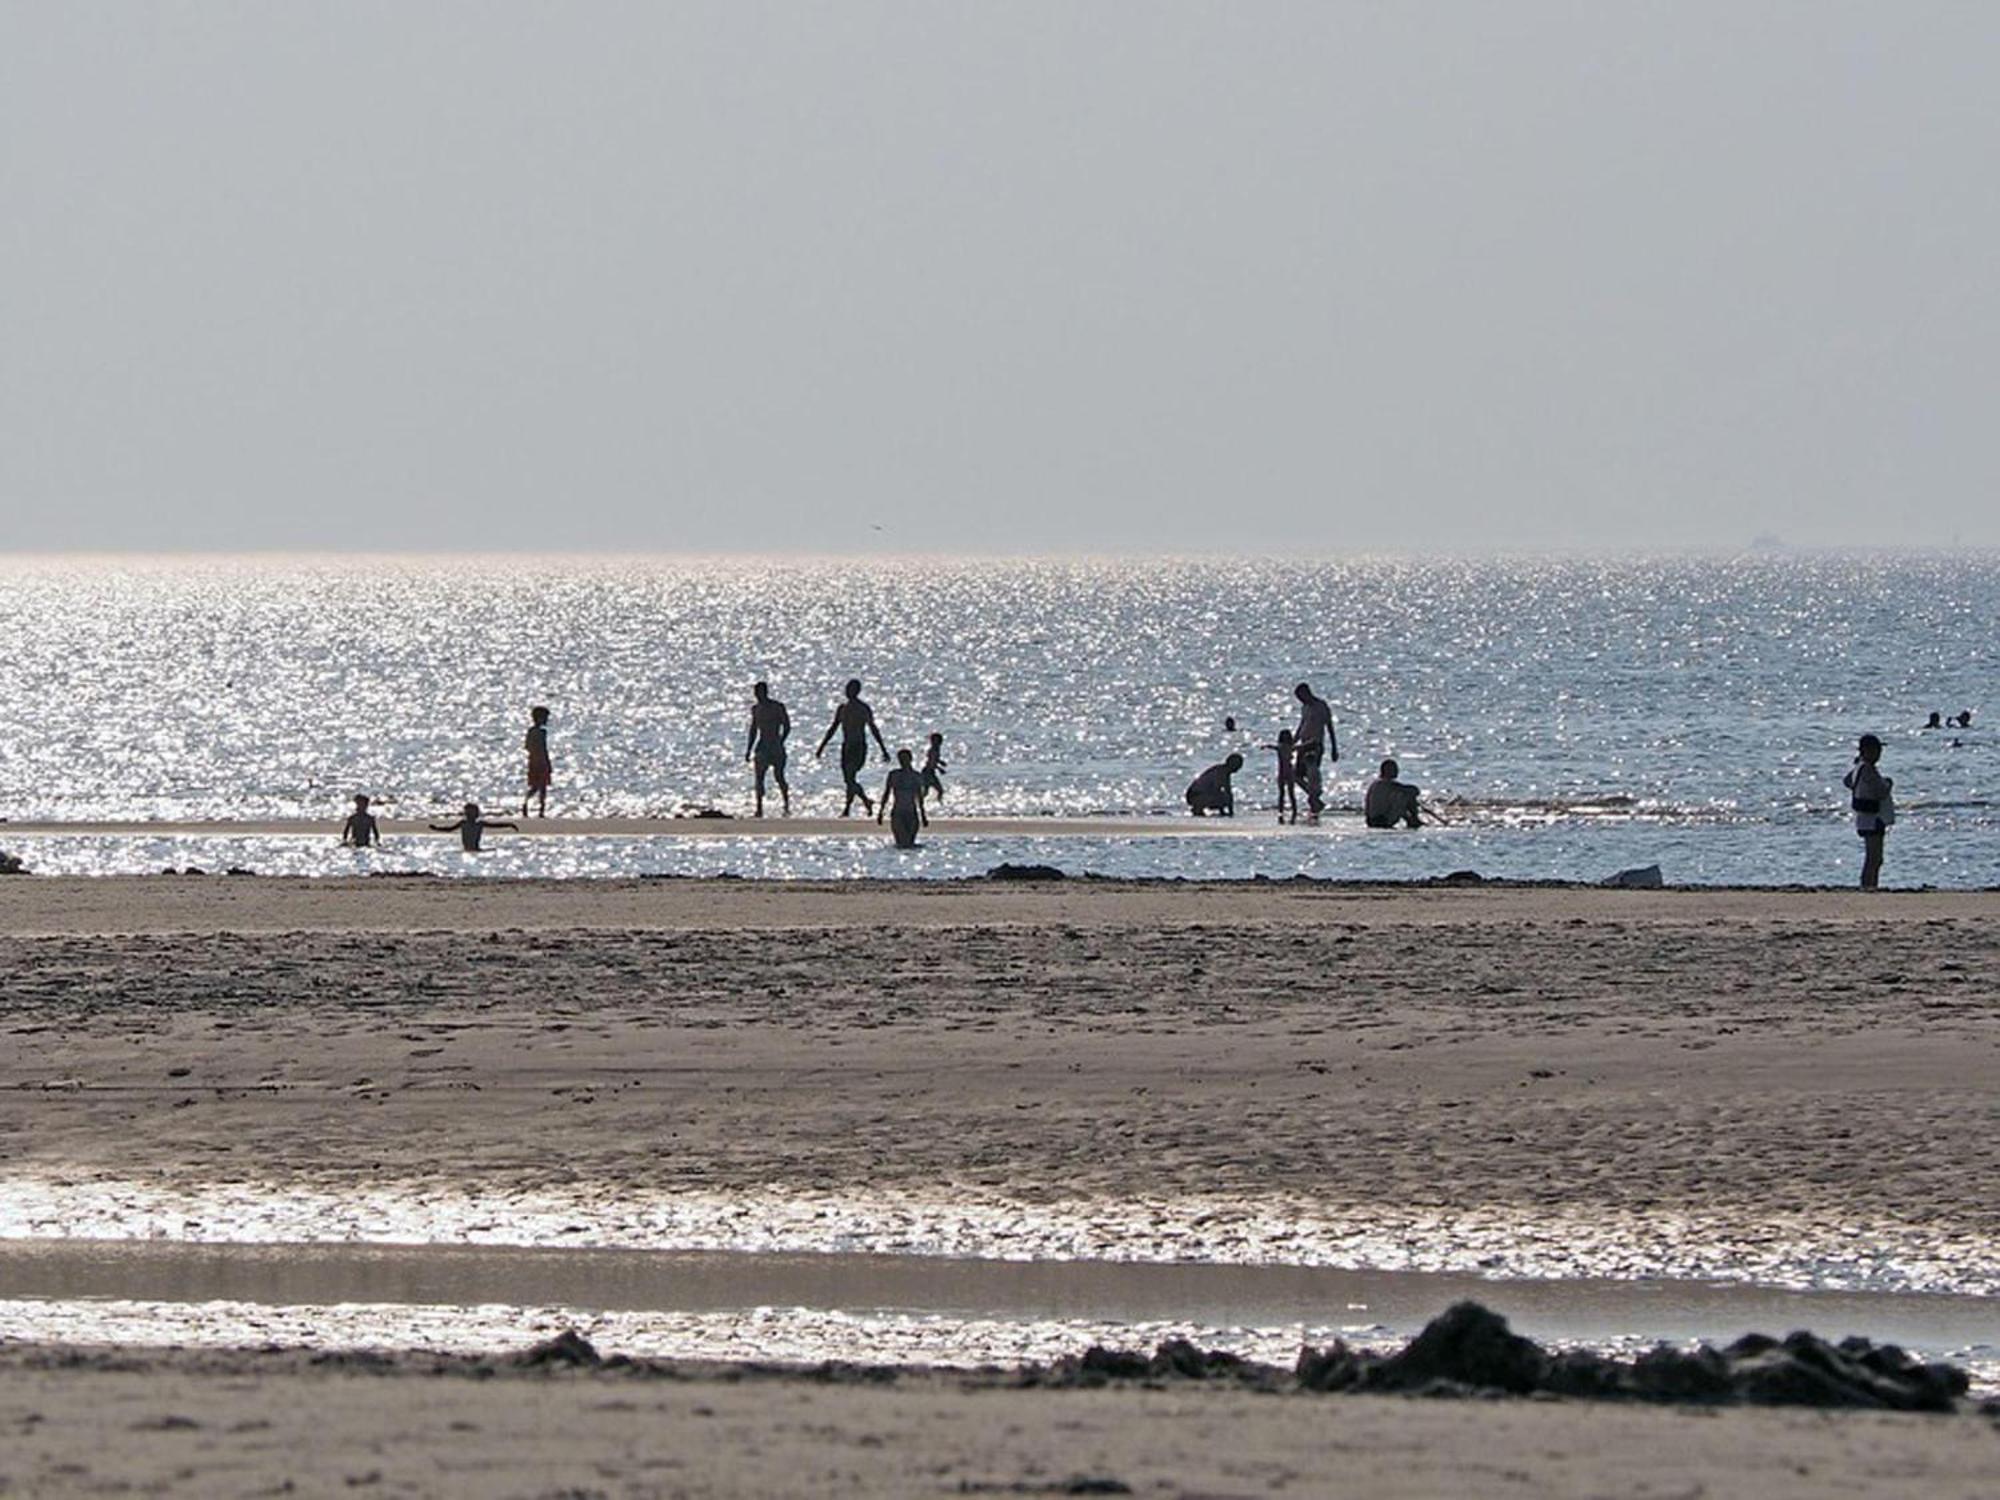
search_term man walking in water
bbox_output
[745,681,791,818]
[1293,682,1338,823]
[816,678,891,817]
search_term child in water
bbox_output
[524,706,552,818]
[1263,729,1299,824]
[431,802,518,852]
[878,748,930,849]
[340,793,381,847]
[921,732,948,804]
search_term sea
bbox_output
[1,552,1993,887]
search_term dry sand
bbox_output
[2,877,1997,1494]
[1,1347,1996,1500]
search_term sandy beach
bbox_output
[2,876,1996,1493]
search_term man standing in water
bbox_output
[816,678,891,817]
[1293,682,1338,823]
[745,681,792,818]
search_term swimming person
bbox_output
[431,802,518,852]
[1292,682,1337,822]
[920,731,948,803]
[523,706,552,818]
[1363,758,1423,829]
[745,681,792,817]
[340,793,381,847]
[879,747,929,848]
[1264,729,1299,824]
[1842,734,1894,890]
[1185,753,1244,816]
[1924,711,1943,730]
[816,678,890,817]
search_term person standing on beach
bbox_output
[523,706,553,818]
[879,747,930,848]
[816,678,890,817]
[1843,734,1894,890]
[1292,682,1337,822]
[745,682,792,818]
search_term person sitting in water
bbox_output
[430,801,517,852]
[1364,759,1423,829]
[340,792,381,847]
[1185,754,1244,816]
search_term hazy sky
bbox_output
[4,2,1996,552]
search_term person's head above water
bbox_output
[1224,753,1244,772]
[1293,682,1313,703]
[753,681,769,701]
[1224,716,1237,732]
[463,801,481,819]
[1380,758,1399,779]
[845,679,862,698]
[530,705,550,725]
[1925,711,1942,728]
[353,793,370,809]
[897,747,914,767]
[927,731,942,745]
[1856,734,1883,764]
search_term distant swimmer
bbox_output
[523,706,552,818]
[431,801,517,853]
[816,678,890,817]
[1364,759,1423,829]
[1292,682,1338,822]
[745,682,792,818]
[921,731,948,803]
[1842,734,1894,891]
[1923,711,1943,730]
[879,748,930,848]
[340,793,381,847]
[1186,754,1244,817]
[1264,729,1300,824]
[1955,709,1975,729]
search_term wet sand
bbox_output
[2,877,1997,1492]
[2,879,1996,1289]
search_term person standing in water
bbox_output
[1264,729,1300,824]
[431,802,517,852]
[745,681,792,817]
[1843,734,1894,890]
[1292,682,1337,822]
[879,747,930,848]
[816,678,890,817]
[340,793,381,847]
[523,706,553,818]
[920,731,948,804]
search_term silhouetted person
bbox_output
[921,731,948,803]
[1843,734,1894,890]
[1955,709,1975,729]
[879,747,929,848]
[816,678,890,817]
[340,793,381,847]
[1293,682,1337,822]
[745,682,792,817]
[432,801,517,852]
[523,706,552,817]
[1186,753,1244,816]
[1364,758,1423,828]
[1923,711,1943,730]
[1264,729,1299,824]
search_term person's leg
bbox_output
[774,760,790,814]
[753,759,767,818]
[892,808,919,847]
[1861,831,1884,889]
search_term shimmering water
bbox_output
[2,554,1993,885]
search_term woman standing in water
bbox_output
[1843,733,1894,890]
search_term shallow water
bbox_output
[1,553,1993,885]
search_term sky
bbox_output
[3,2,1997,553]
